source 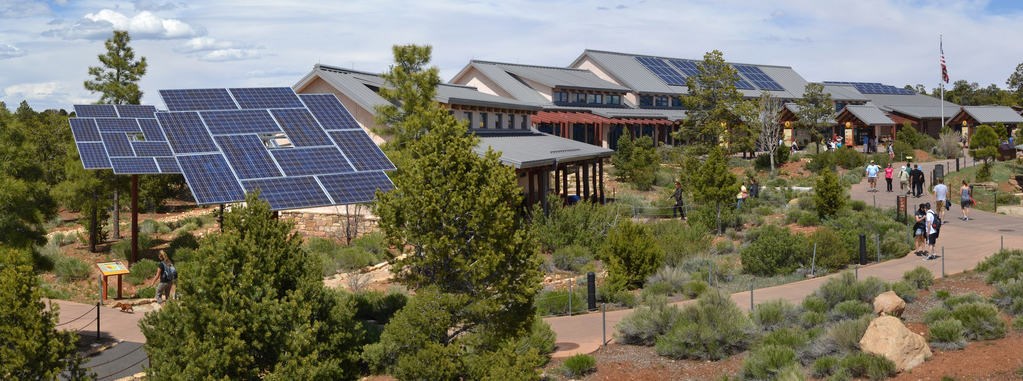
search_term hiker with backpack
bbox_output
[925,203,941,260]
[152,250,178,304]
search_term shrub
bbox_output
[753,299,802,332]
[801,311,827,328]
[803,227,851,273]
[135,286,156,299]
[840,352,896,380]
[797,212,820,227]
[166,232,199,260]
[923,307,953,325]
[682,280,709,299]
[758,327,810,350]
[943,293,985,309]
[742,344,798,380]
[814,273,888,310]
[903,266,934,290]
[125,259,159,285]
[814,169,845,219]
[601,220,664,291]
[802,295,828,314]
[110,239,131,261]
[551,245,592,272]
[598,284,638,308]
[615,298,682,346]
[829,300,873,321]
[650,220,711,266]
[654,290,755,360]
[992,278,1023,315]
[951,302,1006,340]
[353,290,407,324]
[535,288,587,316]
[1013,316,1023,331]
[645,266,688,295]
[54,255,91,282]
[174,222,200,234]
[561,354,596,378]
[978,249,1023,284]
[740,225,800,276]
[928,318,967,350]
[534,201,621,255]
[935,290,951,300]
[889,281,917,303]
[822,317,871,355]
[813,355,841,378]
[849,199,867,212]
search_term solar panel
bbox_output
[242,176,333,210]
[77,142,111,169]
[160,89,238,111]
[115,105,157,118]
[229,87,305,109]
[74,104,117,118]
[823,81,916,95]
[176,154,245,205]
[200,110,282,135]
[271,146,353,176]
[215,135,283,179]
[138,119,167,141]
[734,65,785,91]
[131,141,174,157]
[734,77,756,90]
[635,56,687,86]
[96,118,142,133]
[101,132,136,157]
[667,59,701,78]
[111,157,161,174]
[155,157,181,173]
[156,112,220,154]
[300,94,362,130]
[270,108,333,147]
[328,130,395,171]
[70,118,101,142]
[317,171,394,204]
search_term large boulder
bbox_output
[859,315,932,372]
[873,291,906,317]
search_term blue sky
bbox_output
[2,0,1022,111]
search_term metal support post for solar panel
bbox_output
[130,175,139,266]
[218,204,225,232]
[112,188,120,239]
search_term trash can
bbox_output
[932,164,944,186]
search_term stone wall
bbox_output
[281,210,380,241]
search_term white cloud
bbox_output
[134,0,180,12]
[45,9,202,40]
[4,81,61,100]
[0,0,50,18]
[0,43,25,59]
[200,48,266,62]
[176,37,266,61]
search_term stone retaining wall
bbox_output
[280,211,380,241]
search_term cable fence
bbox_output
[55,305,97,327]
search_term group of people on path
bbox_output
[875,161,926,197]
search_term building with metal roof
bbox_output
[948,106,1023,139]
[294,64,612,207]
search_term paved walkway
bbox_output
[546,154,1023,357]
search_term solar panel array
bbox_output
[70,104,181,174]
[824,81,917,95]
[155,87,394,210]
[634,55,785,92]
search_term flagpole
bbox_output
[940,34,945,130]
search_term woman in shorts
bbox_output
[960,180,973,221]
[913,203,927,255]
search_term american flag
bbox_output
[940,38,949,84]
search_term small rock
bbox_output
[873,291,906,317]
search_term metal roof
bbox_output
[299,64,540,112]
[960,106,1023,124]
[571,49,810,99]
[842,105,895,125]
[822,83,869,101]
[475,131,614,169]
[783,103,837,124]
[474,60,630,92]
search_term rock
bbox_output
[859,315,932,372]
[873,291,906,317]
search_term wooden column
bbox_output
[591,160,598,203]
[598,159,605,204]
[525,169,534,206]
[553,165,560,197]
[563,165,569,199]
[574,165,581,197]
[582,161,590,202]
[541,167,550,215]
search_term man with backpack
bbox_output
[152,250,178,304]
[910,164,926,198]
[925,203,941,260]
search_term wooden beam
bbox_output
[598,159,605,204]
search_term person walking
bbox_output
[960,180,974,221]
[670,181,686,220]
[865,160,880,192]
[151,251,178,304]
[736,183,749,209]
[933,178,949,219]
[924,203,940,260]
[899,165,910,192]
[887,142,895,161]
[910,164,925,197]
[913,203,927,256]
[884,163,894,192]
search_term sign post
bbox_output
[96,261,130,300]
[896,195,907,222]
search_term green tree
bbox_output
[737,91,783,172]
[0,247,92,380]
[0,107,57,248]
[969,124,999,163]
[83,31,147,104]
[687,147,738,233]
[612,132,658,190]
[375,44,442,154]
[139,194,365,380]
[600,219,663,291]
[795,83,835,148]
[52,145,111,252]
[814,169,845,219]
[678,50,746,149]
[1007,62,1023,104]
[370,44,544,378]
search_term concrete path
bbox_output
[546,154,1023,358]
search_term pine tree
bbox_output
[0,107,57,248]
[0,247,92,380]
[688,147,738,233]
[84,31,147,105]
[678,50,746,149]
[601,219,663,291]
[375,44,442,154]
[139,194,365,380]
[814,169,845,219]
[795,83,835,149]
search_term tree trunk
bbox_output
[770,152,776,174]
[112,188,120,239]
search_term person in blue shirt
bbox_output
[865,160,881,192]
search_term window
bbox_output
[587,94,603,104]
[463,111,473,126]
[607,95,621,105]
[480,113,488,128]
[553,91,568,103]
[495,113,503,129]
[575,93,587,103]
[671,96,682,108]
[507,114,515,129]
[655,96,668,107]
[639,95,653,107]
[521,115,528,129]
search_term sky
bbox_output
[2,0,1023,111]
